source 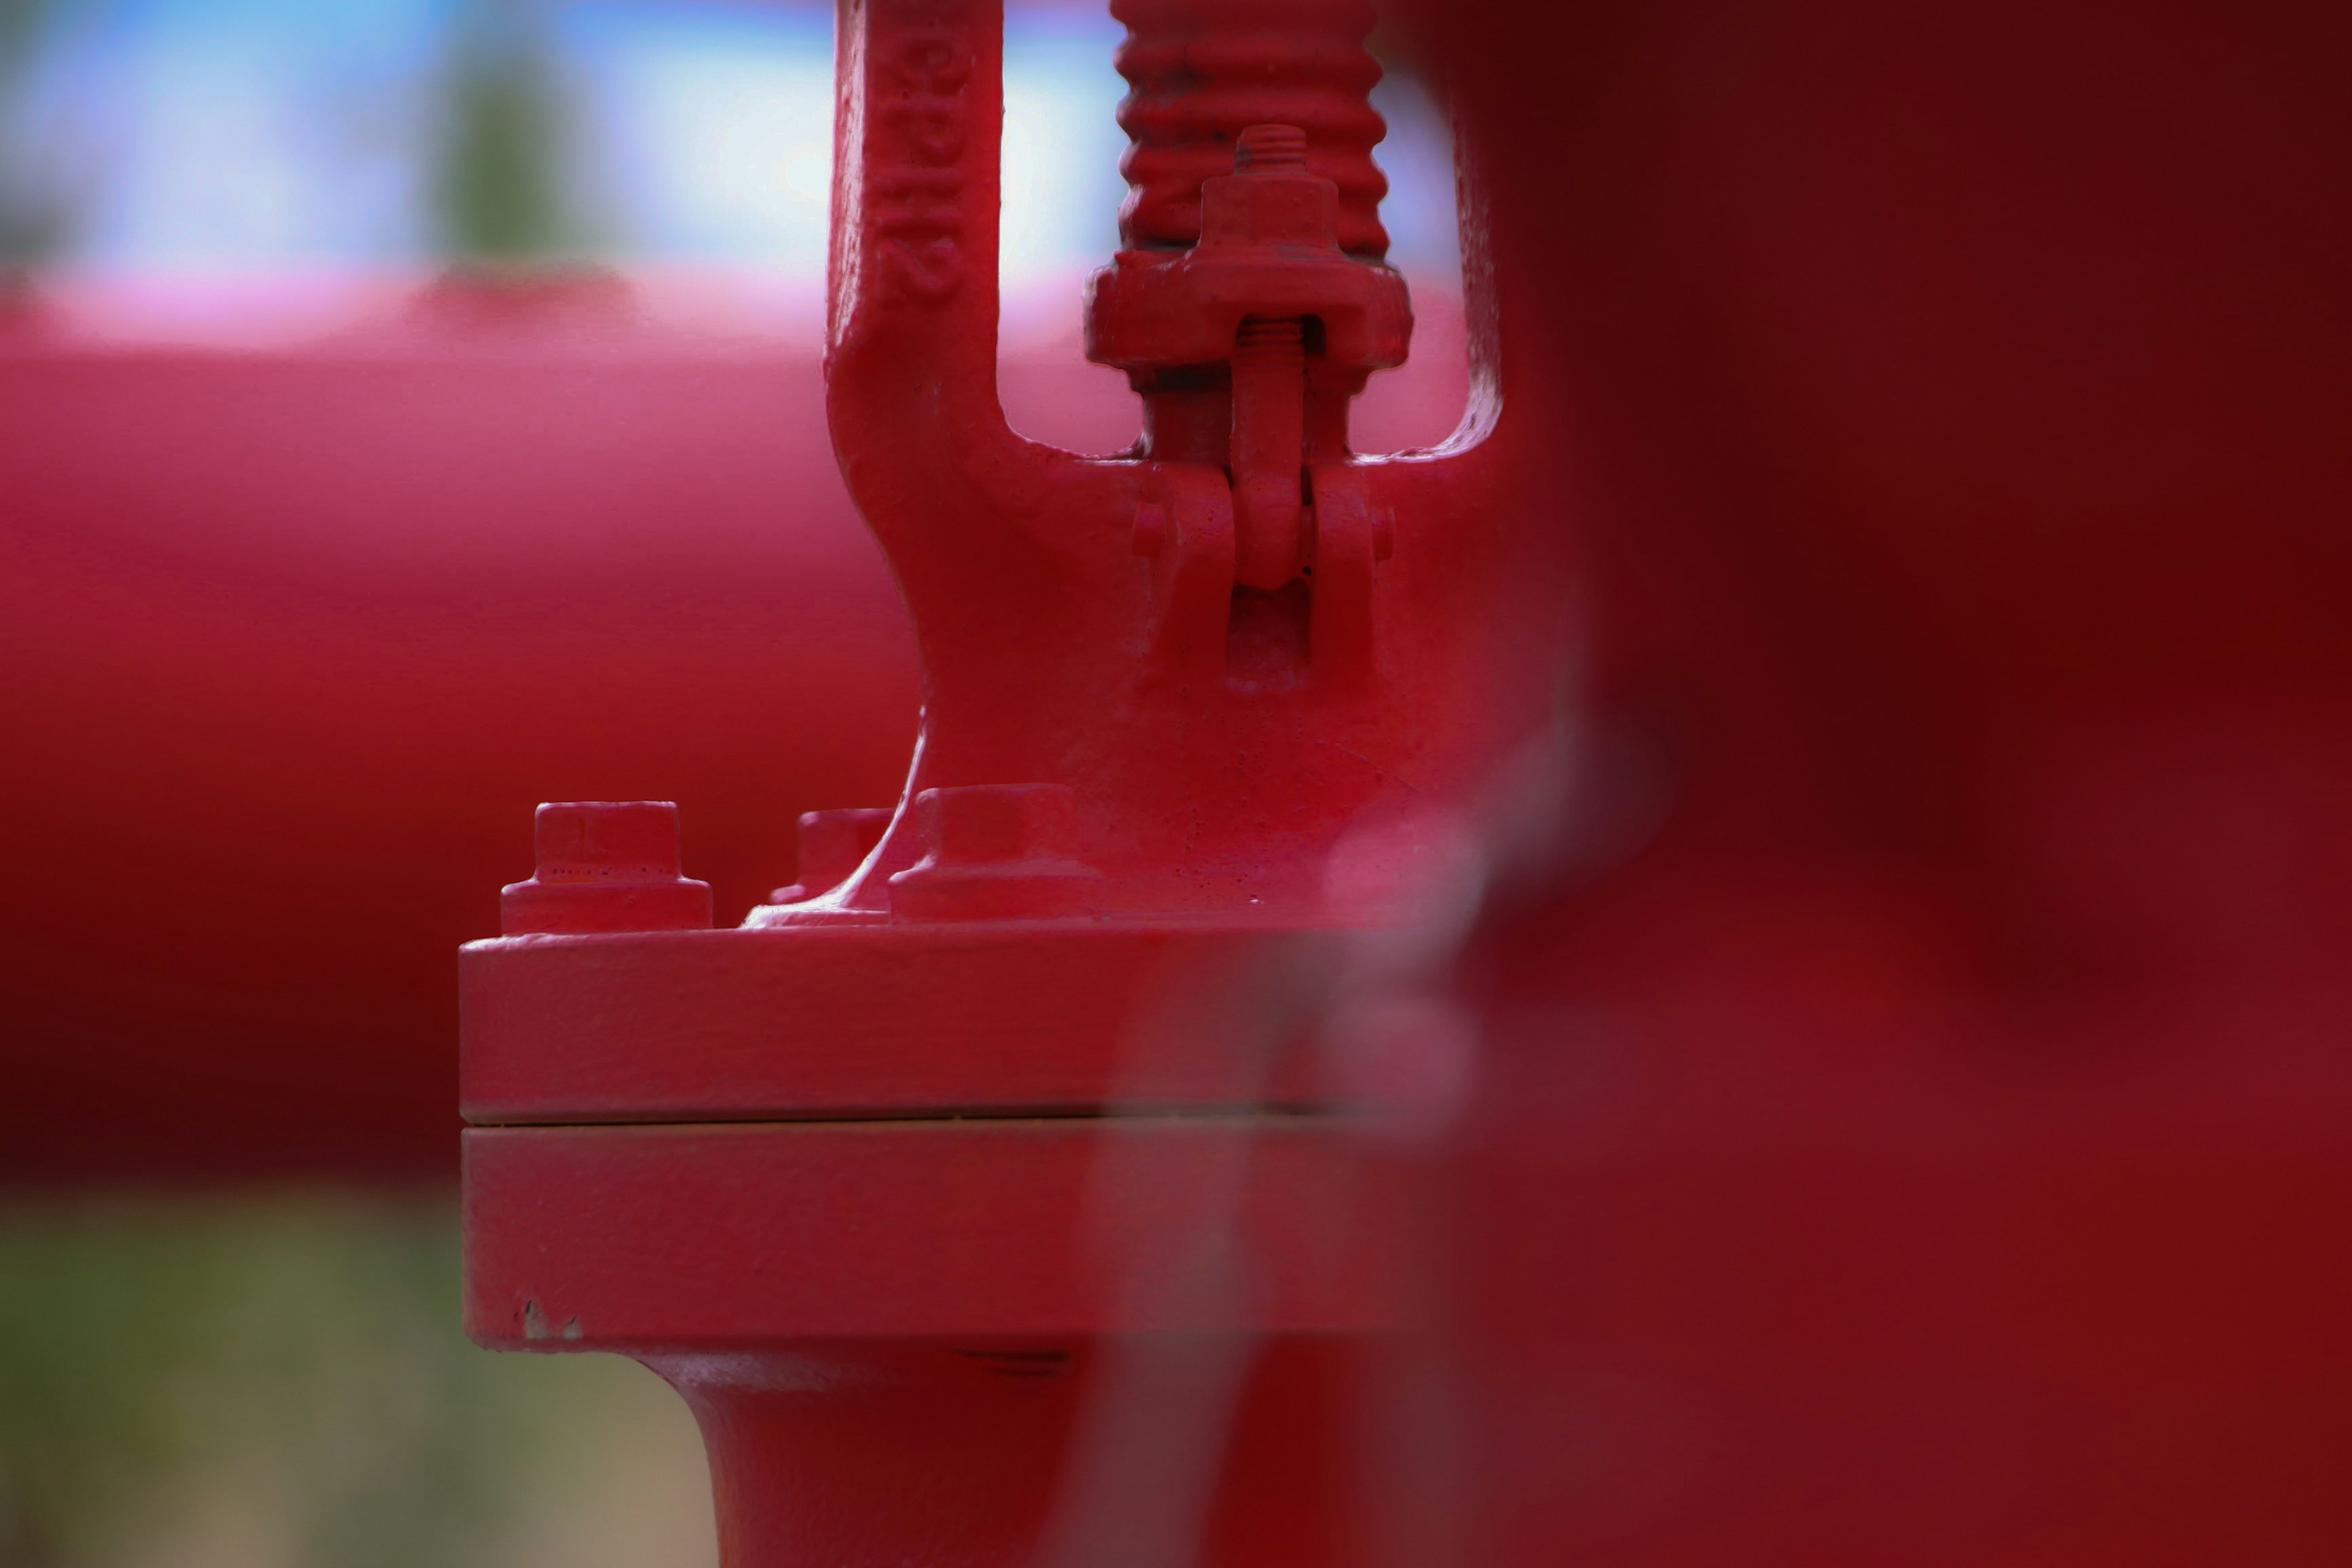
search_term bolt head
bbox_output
[502,801,713,935]
[919,784,1078,865]
[533,801,684,884]
[888,783,1101,922]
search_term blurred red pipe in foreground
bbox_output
[1409,0,2352,1559]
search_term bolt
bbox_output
[1234,121,1308,172]
[922,784,1079,865]
[501,801,714,935]
[886,784,1100,921]
[771,806,895,904]
[532,801,685,883]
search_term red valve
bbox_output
[463,1,1574,1562]
[783,0,1564,925]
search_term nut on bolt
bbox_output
[1084,123,1411,377]
[887,784,1102,921]
[769,806,894,905]
[500,801,714,935]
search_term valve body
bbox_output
[462,1,1563,1562]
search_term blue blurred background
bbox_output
[0,0,1457,334]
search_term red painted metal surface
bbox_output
[1403,0,2352,1562]
[466,1118,1409,1340]
[0,277,1461,1182]
[462,923,1338,1123]
[0,300,915,1181]
[459,0,2352,1560]
[464,0,1551,1560]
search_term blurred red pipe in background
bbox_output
[0,272,1463,1183]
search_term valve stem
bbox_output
[1231,314,1307,589]
[1229,124,1311,590]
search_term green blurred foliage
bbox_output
[0,1197,489,1564]
[0,0,64,266]
[435,0,577,262]
[0,0,593,269]
[0,1196,710,1568]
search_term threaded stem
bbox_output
[1235,123,1310,172]
[1234,314,1306,361]
[1110,0,1389,258]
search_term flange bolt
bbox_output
[500,801,715,935]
